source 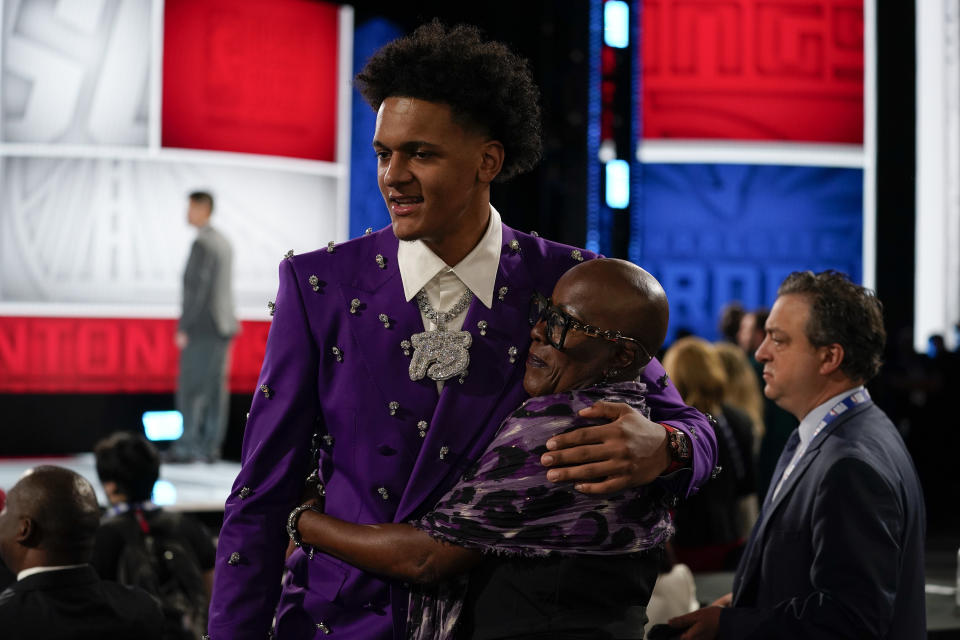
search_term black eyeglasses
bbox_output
[528,292,653,363]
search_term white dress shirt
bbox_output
[17,564,87,581]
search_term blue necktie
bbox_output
[763,428,801,510]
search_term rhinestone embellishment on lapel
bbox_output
[308,275,320,292]
[377,487,389,500]
[498,286,508,301]
[260,384,272,398]
[417,420,428,437]
[375,254,386,269]
[439,446,449,460]
[477,320,488,336]
[327,241,336,253]
[267,301,276,316]
[379,313,390,328]
[228,552,240,566]
[238,486,252,500]
[316,622,331,635]
[508,346,518,363]
[531,230,539,237]
[571,249,584,262]
[365,227,373,235]
[331,346,343,362]
[350,298,361,314]
[401,340,412,356]
[509,239,520,253]
[388,401,399,416]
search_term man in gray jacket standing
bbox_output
[171,191,237,463]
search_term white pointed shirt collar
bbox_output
[397,205,503,309]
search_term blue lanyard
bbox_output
[774,388,870,498]
[810,388,871,442]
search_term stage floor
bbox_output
[0,454,240,512]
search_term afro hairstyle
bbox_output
[355,20,542,182]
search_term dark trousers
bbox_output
[174,334,231,460]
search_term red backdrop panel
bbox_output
[0,317,270,394]
[642,0,863,143]
[162,0,339,161]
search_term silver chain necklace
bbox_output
[415,289,474,330]
[408,289,474,381]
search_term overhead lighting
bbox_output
[605,159,630,209]
[142,410,183,441]
[604,1,630,49]
[152,479,177,506]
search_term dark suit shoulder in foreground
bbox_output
[0,565,163,640]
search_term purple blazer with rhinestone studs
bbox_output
[207,224,717,640]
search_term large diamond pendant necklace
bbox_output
[408,288,474,381]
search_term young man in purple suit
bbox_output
[208,22,717,640]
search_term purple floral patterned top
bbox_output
[407,381,674,639]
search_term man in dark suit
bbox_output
[669,270,926,639]
[170,190,238,463]
[0,465,163,639]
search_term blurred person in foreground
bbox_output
[92,431,216,639]
[170,190,238,463]
[712,342,763,446]
[0,465,163,639]
[0,489,14,591]
[669,271,926,640]
[662,337,756,572]
[208,22,716,640]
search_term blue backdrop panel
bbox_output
[349,18,403,239]
[633,163,863,343]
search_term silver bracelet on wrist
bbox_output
[287,503,322,557]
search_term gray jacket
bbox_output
[179,225,237,338]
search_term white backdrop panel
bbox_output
[2,0,151,145]
[0,156,338,317]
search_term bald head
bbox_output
[0,466,100,572]
[557,258,669,366]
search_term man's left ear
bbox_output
[819,343,845,375]
[478,141,505,184]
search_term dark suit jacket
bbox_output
[0,565,163,639]
[721,399,926,639]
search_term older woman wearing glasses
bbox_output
[289,258,685,640]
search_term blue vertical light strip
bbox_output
[628,0,643,265]
[586,0,604,254]
[349,18,403,239]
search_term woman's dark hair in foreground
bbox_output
[94,431,160,502]
[355,20,542,182]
